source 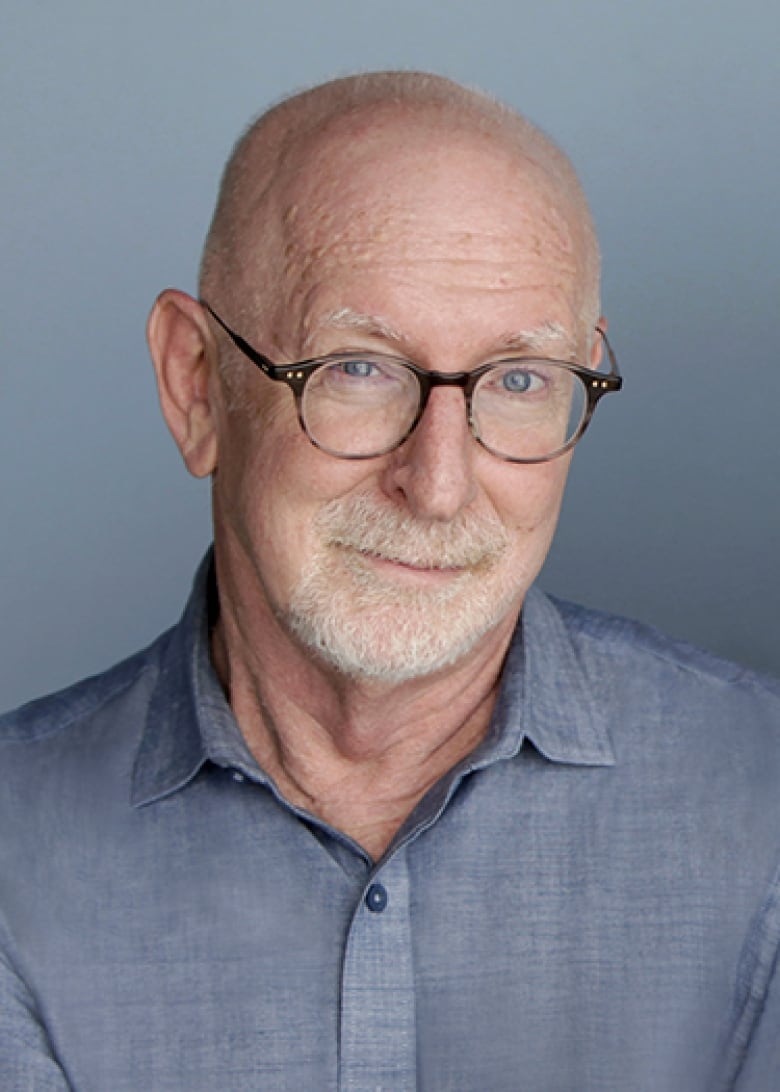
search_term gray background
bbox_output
[1,0,778,711]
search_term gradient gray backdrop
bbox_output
[2,0,778,711]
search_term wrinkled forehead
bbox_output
[228,109,597,352]
[275,116,578,269]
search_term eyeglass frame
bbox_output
[200,299,622,464]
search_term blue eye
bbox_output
[501,369,534,393]
[340,359,378,378]
[317,356,412,397]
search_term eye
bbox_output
[497,368,547,395]
[501,369,533,393]
[312,356,414,401]
[339,358,379,379]
[347,362,382,380]
[338,360,375,377]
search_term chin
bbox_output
[285,566,522,684]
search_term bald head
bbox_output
[199,71,601,340]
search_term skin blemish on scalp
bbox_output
[547,203,576,254]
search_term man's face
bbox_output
[210,120,591,683]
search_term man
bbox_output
[1,72,778,1091]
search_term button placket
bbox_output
[339,851,416,1090]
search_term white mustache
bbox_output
[314,494,510,570]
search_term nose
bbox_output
[381,387,478,521]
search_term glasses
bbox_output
[202,301,622,463]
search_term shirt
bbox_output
[1,552,780,1091]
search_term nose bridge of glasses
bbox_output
[415,367,474,419]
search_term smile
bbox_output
[341,544,471,584]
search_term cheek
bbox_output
[490,456,571,536]
[215,394,380,574]
[494,461,570,594]
[211,389,304,560]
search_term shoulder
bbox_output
[0,628,182,863]
[547,591,779,699]
[521,588,780,770]
[0,628,172,749]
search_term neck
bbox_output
[210,572,518,860]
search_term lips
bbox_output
[347,544,469,572]
[314,492,511,572]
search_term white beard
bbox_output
[284,494,521,683]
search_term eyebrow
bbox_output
[496,321,568,353]
[310,308,569,356]
[312,308,405,344]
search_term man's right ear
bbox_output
[147,290,219,478]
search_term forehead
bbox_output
[260,115,586,349]
[286,120,573,255]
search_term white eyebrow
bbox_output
[311,308,405,343]
[496,321,568,354]
[311,309,569,356]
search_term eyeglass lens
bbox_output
[300,357,588,460]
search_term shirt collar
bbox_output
[132,553,615,806]
[486,585,616,767]
[131,550,260,807]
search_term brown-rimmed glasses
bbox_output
[202,301,621,463]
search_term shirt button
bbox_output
[231,771,245,783]
[365,883,388,913]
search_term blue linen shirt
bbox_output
[2,553,780,1090]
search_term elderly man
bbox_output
[1,72,779,1091]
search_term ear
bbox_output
[147,290,219,478]
[592,315,608,368]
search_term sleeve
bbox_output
[0,947,73,1091]
[713,860,780,1091]
[730,950,780,1090]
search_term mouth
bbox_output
[334,543,476,586]
[370,551,463,575]
[316,494,510,581]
